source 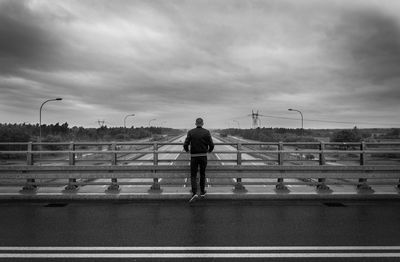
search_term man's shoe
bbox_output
[200,191,206,199]
[189,194,198,203]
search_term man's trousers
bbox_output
[190,156,207,194]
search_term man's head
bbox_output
[195,118,204,127]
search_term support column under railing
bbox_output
[234,143,246,192]
[65,142,79,192]
[276,142,288,191]
[107,178,120,192]
[22,142,37,192]
[150,143,161,192]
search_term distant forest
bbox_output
[0,123,399,143]
[0,123,182,143]
[218,127,400,143]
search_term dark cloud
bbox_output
[0,1,60,73]
[0,0,129,74]
[317,7,400,113]
[332,9,400,83]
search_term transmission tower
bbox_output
[97,120,105,127]
[251,110,261,128]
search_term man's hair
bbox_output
[195,118,204,126]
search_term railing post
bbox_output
[276,142,288,191]
[106,143,120,192]
[317,142,330,192]
[234,143,246,192]
[360,141,366,166]
[357,142,372,191]
[22,142,37,192]
[278,142,284,166]
[69,142,75,166]
[236,143,242,166]
[26,142,33,165]
[150,143,161,192]
[319,142,326,165]
[111,143,117,166]
[65,142,79,192]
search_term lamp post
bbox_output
[148,118,156,127]
[288,108,303,131]
[39,98,62,144]
[124,114,135,128]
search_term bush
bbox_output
[42,135,64,150]
[330,128,362,142]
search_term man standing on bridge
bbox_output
[184,118,214,203]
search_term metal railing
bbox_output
[0,141,399,192]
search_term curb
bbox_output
[0,192,399,201]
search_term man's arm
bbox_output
[207,131,214,153]
[183,132,191,152]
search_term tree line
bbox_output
[0,123,182,143]
[219,127,318,143]
[219,127,400,143]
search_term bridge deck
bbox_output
[0,199,399,261]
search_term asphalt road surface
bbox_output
[0,200,399,261]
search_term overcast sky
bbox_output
[1,0,400,129]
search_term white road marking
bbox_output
[214,151,236,183]
[1,246,399,251]
[1,246,400,258]
[214,152,223,165]
[326,162,345,166]
[1,253,400,258]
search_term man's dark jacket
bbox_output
[183,127,214,155]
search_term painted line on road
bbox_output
[214,152,236,183]
[2,246,400,258]
[0,253,399,258]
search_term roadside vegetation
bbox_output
[0,122,182,143]
[218,127,400,143]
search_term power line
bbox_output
[257,114,398,127]
[259,114,298,121]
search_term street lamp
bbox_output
[39,98,62,144]
[288,108,303,130]
[148,118,156,127]
[124,114,135,128]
